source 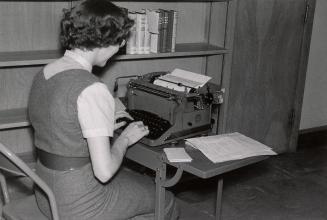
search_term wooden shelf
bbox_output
[0,108,30,130]
[115,44,228,60]
[0,43,228,67]
[1,0,228,1]
[0,50,62,67]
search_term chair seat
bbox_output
[3,195,49,220]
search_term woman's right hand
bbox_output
[119,121,149,146]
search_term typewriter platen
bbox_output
[123,71,221,147]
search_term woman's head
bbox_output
[60,0,134,51]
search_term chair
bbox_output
[0,142,59,220]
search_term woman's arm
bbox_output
[87,121,148,183]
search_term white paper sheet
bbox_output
[153,68,211,92]
[185,132,276,163]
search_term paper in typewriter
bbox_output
[185,132,277,163]
[153,68,212,92]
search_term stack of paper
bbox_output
[164,147,193,163]
[153,68,212,92]
[185,132,276,163]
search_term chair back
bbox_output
[0,142,59,220]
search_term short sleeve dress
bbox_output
[28,52,178,220]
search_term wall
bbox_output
[300,0,327,130]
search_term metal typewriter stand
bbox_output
[126,142,269,220]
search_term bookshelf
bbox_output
[0,0,315,152]
[0,0,234,153]
[1,0,315,153]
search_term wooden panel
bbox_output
[0,1,70,52]
[289,0,316,151]
[0,67,40,110]
[225,0,307,152]
[0,108,29,130]
[0,128,34,154]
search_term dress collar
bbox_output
[64,50,92,72]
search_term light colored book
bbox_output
[146,9,160,34]
[143,14,151,54]
[126,12,137,54]
[164,147,192,163]
[135,11,146,54]
[171,10,178,52]
[185,132,277,163]
[150,33,159,53]
[146,9,160,53]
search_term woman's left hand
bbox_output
[114,110,133,130]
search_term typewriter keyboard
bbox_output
[127,109,172,140]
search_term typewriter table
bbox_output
[125,142,269,220]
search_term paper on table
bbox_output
[185,132,276,163]
[153,68,211,92]
[164,147,193,163]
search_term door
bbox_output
[222,0,313,152]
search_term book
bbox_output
[166,10,174,53]
[161,10,169,53]
[146,9,161,53]
[126,12,137,54]
[171,10,178,52]
[143,13,151,54]
[150,33,159,53]
[163,147,193,163]
[147,9,160,34]
[135,11,146,54]
[158,9,165,53]
[185,132,277,163]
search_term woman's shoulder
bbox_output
[43,57,92,80]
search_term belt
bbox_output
[37,149,90,171]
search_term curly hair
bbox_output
[60,0,134,50]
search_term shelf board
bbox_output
[0,43,228,67]
[0,50,62,67]
[115,43,228,60]
[0,108,30,130]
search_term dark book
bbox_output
[166,10,175,52]
[161,10,169,53]
[158,9,165,53]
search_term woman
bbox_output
[28,0,179,219]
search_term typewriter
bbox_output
[119,71,222,147]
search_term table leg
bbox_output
[215,177,224,220]
[155,162,167,220]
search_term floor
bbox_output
[174,143,327,220]
[4,141,327,220]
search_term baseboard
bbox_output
[298,125,327,149]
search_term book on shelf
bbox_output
[126,8,178,55]
[160,10,169,53]
[135,11,146,54]
[185,132,277,163]
[144,12,151,54]
[171,10,178,52]
[147,9,161,53]
[126,11,137,54]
